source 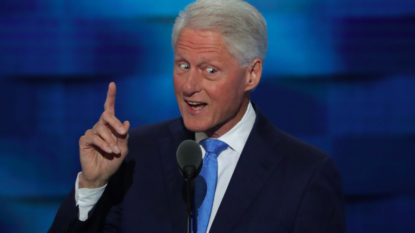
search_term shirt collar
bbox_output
[195,101,256,154]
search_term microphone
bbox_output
[176,139,203,179]
[176,140,203,233]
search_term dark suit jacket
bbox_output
[49,105,345,233]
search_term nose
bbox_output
[182,68,202,97]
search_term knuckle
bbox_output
[97,124,107,132]
[100,132,114,144]
[92,122,101,131]
[91,135,100,144]
[102,110,112,119]
[79,135,85,144]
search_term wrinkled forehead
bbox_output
[175,28,238,62]
[175,28,231,57]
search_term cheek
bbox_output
[215,78,244,102]
[173,75,182,94]
[208,84,237,112]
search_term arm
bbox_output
[49,82,129,233]
[294,156,346,233]
[48,187,79,233]
[48,181,123,233]
[76,173,106,221]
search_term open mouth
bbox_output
[186,100,207,110]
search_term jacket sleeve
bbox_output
[48,162,128,233]
[48,187,82,233]
[293,156,346,233]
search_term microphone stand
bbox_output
[183,166,196,233]
[185,178,194,233]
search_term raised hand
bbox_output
[78,82,130,188]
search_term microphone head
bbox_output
[176,140,203,179]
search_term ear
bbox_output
[244,58,262,92]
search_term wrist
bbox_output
[78,173,108,189]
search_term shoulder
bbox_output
[253,105,331,174]
[253,103,328,166]
[270,127,340,188]
[277,129,328,164]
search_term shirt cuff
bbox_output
[75,172,107,221]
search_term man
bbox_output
[49,0,345,232]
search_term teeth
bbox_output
[191,106,203,110]
[187,101,203,106]
[186,101,205,110]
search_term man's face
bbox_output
[173,27,250,137]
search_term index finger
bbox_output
[104,82,116,114]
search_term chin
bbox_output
[182,118,211,133]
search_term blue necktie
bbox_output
[193,139,229,233]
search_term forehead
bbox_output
[174,28,231,58]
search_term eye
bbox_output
[179,64,189,69]
[206,67,216,74]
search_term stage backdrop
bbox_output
[0,0,415,232]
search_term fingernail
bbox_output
[114,146,121,154]
[119,127,126,134]
[106,147,113,153]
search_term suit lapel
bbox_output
[158,105,285,233]
[159,119,194,233]
[210,106,285,233]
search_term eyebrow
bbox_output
[174,50,225,68]
[174,53,188,62]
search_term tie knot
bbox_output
[200,138,229,155]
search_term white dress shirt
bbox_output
[75,102,256,232]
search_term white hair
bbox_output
[172,0,267,66]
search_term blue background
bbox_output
[1,0,415,232]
